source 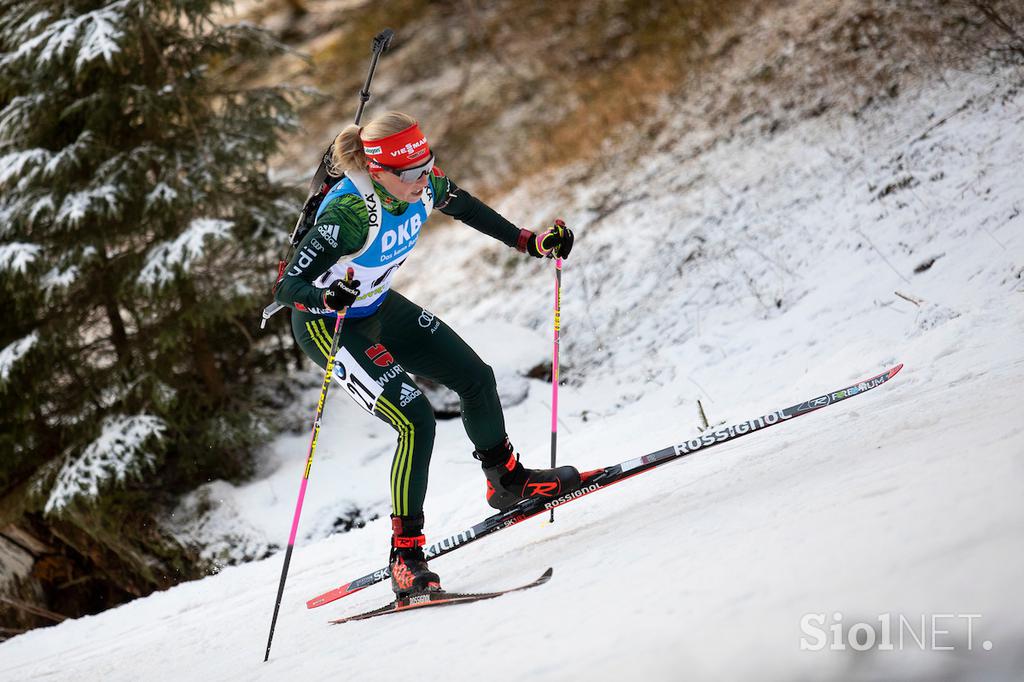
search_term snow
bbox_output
[1,1,127,73]
[145,182,178,209]
[43,132,95,178]
[73,4,125,72]
[0,332,38,384]
[41,264,79,294]
[53,184,122,225]
[137,218,234,287]
[0,242,41,275]
[0,95,46,143]
[0,149,50,187]
[44,414,166,515]
[27,195,55,225]
[2,65,1022,680]
[18,11,53,39]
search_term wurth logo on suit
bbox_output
[375,365,405,388]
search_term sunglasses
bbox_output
[377,154,435,183]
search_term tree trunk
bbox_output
[98,249,132,367]
[178,282,226,401]
[191,323,225,401]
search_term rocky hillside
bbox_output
[226,0,1020,199]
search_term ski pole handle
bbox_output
[355,28,394,125]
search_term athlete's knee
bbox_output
[378,387,436,442]
[463,360,498,397]
[404,396,436,440]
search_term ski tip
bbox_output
[888,363,904,378]
[540,567,554,581]
[307,582,362,609]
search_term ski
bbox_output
[329,568,554,624]
[308,364,903,609]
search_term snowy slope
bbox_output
[1,65,1022,681]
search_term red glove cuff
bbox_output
[516,228,532,254]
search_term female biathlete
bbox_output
[275,112,579,597]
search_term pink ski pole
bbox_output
[549,257,562,523]
[264,269,354,661]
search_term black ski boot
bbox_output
[475,437,581,511]
[389,514,441,599]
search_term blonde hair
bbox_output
[329,111,419,175]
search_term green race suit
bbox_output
[276,167,523,517]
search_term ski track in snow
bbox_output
[2,67,1023,681]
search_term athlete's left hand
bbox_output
[521,219,574,259]
[322,275,360,311]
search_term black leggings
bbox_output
[291,290,506,517]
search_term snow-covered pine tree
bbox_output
[0,0,299,625]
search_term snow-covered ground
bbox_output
[2,64,1022,681]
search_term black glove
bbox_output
[321,277,361,311]
[519,219,574,259]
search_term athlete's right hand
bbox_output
[322,278,361,311]
[520,219,574,259]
